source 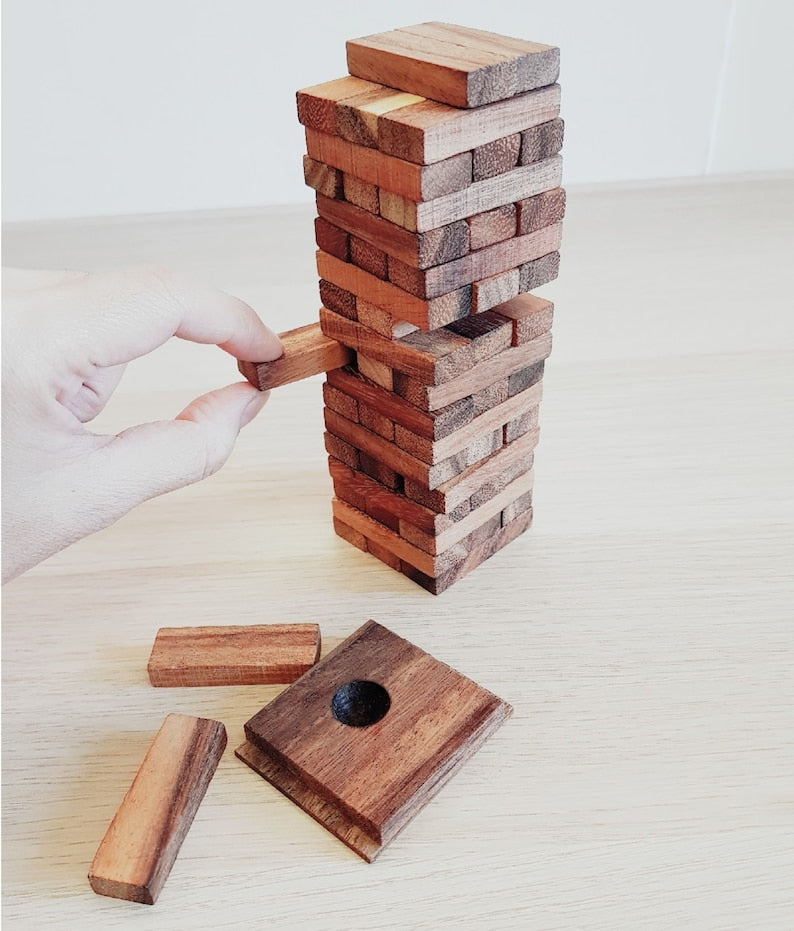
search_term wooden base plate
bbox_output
[235,620,511,861]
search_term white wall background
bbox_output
[2,0,793,222]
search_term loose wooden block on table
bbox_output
[147,624,321,687]
[238,322,353,391]
[237,620,511,860]
[88,714,226,905]
[377,83,561,165]
[347,22,559,109]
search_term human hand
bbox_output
[1,266,282,583]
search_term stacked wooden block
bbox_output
[299,23,565,593]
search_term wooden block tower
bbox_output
[300,23,565,593]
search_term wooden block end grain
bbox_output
[238,322,354,390]
[147,624,322,687]
[88,713,227,905]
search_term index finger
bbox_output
[59,266,284,366]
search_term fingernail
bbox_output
[240,389,269,428]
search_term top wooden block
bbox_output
[347,22,559,109]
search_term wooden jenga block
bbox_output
[356,353,394,391]
[472,134,522,181]
[88,714,226,905]
[320,307,474,385]
[501,489,533,525]
[472,270,520,313]
[347,23,559,108]
[317,250,472,330]
[314,217,349,261]
[358,398,396,440]
[393,330,552,411]
[319,279,357,319]
[472,377,509,416]
[337,86,425,148]
[356,300,418,339]
[323,381,359,421]
[468,204,518,251]
[303,155,344,199]
[444,311,513,362]
[393,382,542,465]
[377,84,561,164]
[350,235,389,279]
[403,428,539,514]
[147,625,321,687]
[379,156,562,232]
[316,194,470,269]
[503,404,541,444]
[324,408,502,490]
[296,75,378,134]
[332,515,368,552]
[327,367,474,441]
[305,129,473,201]
[238,323,354,391]
[491,293,554,345]
[359,452,401,489]
[324,432,360,469]
[237,621,511,858]
[516,187,567,234]
[401,507,533,594]
[343,174,380,214]
[398,469,534,556]
[387,222,562,299]
[519,252,560,292]
[520,118,565,164]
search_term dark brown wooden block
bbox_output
[520,118,565,165]
[347,22,559,108]
[147,625,320,687]
[239,323,354,391]
[516,187,567,235]
[472,133,521,181]
[350,235,389,279]
[519,251,561,292]
[319,279,357,319]
[237,620,511,859]
[88,714,226,905]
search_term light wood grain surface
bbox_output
[3,175,794,929]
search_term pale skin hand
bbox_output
[1,266,282,583]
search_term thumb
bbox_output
[95,382,269,509]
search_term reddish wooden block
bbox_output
[237,620,511,859]
[516,187,567,235]
[314,217,350,262]
[319,280,357,319]
[147,625,321,687]
[296,75,378,134]
[468,204,518,251]
[239,323,354,391]
[88,714,226,905]
[337,86,425,148]
[347,22,559,108]
[343,174,380,214]
[305,128,473,201]
[377,84,561,164]
[491,293,554,345]
[350,235,389,280]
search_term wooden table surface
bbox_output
[3,175,793,929]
